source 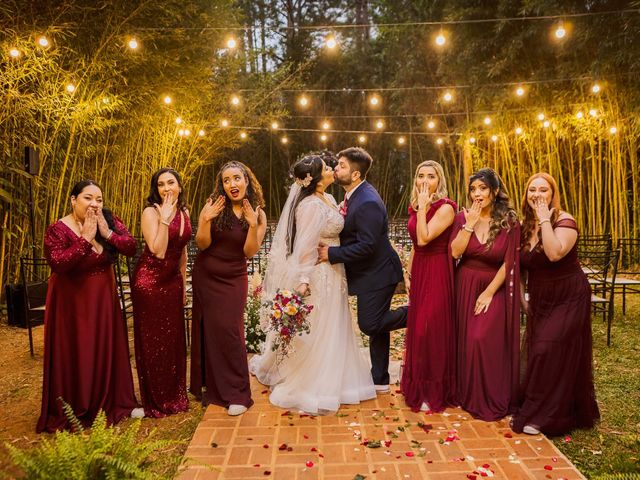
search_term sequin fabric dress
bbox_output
[190,215,253,408]
[37,218,139,433]
[131,211,191,417]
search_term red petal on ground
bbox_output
[305,461,314,468]
[544,465,553,470]
[405,451,414,457]
[504,432,513,438]
[278,443,287,450]
[263,444,269,449]
[263,471,271,476]
[482,464,490,468]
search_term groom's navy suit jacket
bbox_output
[328,181,403,295]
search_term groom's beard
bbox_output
[334,175,352,187]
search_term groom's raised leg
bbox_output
[356,284,406,385]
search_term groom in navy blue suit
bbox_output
[317,147,407,391]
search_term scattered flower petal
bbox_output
[305,460,314,468]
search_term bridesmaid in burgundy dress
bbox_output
[401,161,457,413]
[450,168,520,421]
[512,173,599,435]
[131,168,191,418]
[37,180,140,433]
[190,161,266,416]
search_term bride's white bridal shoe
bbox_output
[228,404,248,416]
[419,402,431,412]
[523,424,541,435]
[130,408,145,419]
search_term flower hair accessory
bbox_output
[295,173,313,188]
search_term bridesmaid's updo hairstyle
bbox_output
[146,167,189,212]
[286,151,337,255]
[212,161,265,231]
[467,168,518,251]
[69,179,119,263]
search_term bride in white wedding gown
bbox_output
[249,153,376,414]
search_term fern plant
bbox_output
[4,402,177,479]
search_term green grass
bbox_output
[553,296,640,477]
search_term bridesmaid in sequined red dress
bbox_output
[450,168,520,422]
[37,180,139,433]
[401,161,457,413]
[190,162,266,416]
[512,173,599,436]
[132,168,191,418]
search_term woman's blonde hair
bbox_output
[410,160,448,209]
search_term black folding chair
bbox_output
[611,238,640,314]
[20,257,50,356]
[582,248,620,346]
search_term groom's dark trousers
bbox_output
[328,181,408,385]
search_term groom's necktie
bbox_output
[339,196,348,217]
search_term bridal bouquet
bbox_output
[263,289,313,363]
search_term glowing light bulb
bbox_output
[555,25,566,39]
[609,126,617,134]
[239,131,248,139]
[320,133,328,142]
[427,120,436,130]
[175,117,183,125]
[226,37,237,49]
[178,129,185,136]
[298,95,309,107]
[37,36,49,48]
[469,137,476,144]
[358,135,367,144]
[321,121,331,130]
[128,38,138,50]
[102,97,110,104]
[576,111,584,119]
[491,135,498,142]
[198,129,205,137]
[442,91,453,102]
[483,117,491,126]
[271,121,279,130]
[397,136,406,145]
[515,127,523,135]
[591,83,601,94]
[65,83,75,93]
[375,120,384,130]
[325,36,337,49]
[589,109,598,117]
[184,129,191,136]
[435,34,446,46]
[281,136,288,144]
[543,120,550,128]
[537,113,545,121]
[230,95,240,106]
[515,86,525,97]
[9,48,20,58]
[436,137,444,145]
[163,95,172,104]
[220,119,229,128]
[369,95,380,107]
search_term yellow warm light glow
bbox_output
[270,121,279,130]
[576,111,584,119]
[281,136,288,144]
[358,135,367,144]
[555,25,566,39]
[9,48,20,58]
[589,109,598,117]
[515,86,525,97]
[609,126,617,134]
[591,83,601,94]
[239,131,248,139]
[128,38,138,50]
[325,36,337,49]
[298,95,309,107]
[321,120,331,130]
[543,120,550,128]
[537,113,545,121]
[427,120,436,130]
[226,37,237,49]
[37,36,49,48]
[435,33,446,46]
[230,95,241,106]
[369,95,381,107]
[375,120,384,130]
[198,129,205,137]
[436,137,444,145]
[65,83,75,93]
[442,91,453,103]
[184,129,191,136]
[483,117,491,126]
[515,127,523,135]
[491,135,498,142]
[220,119,230,128]
[178,129,185,136]
[320,133,328,142]
[163,95,172,105]
[469,137,476,144]
[397,136,406,145]
[175,117,183,125]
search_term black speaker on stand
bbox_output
[25,147,39,259]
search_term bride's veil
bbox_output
[259,182,301,328]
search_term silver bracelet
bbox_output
[539,218,551,226]
[462,224,474,233]
[106,229,114,240]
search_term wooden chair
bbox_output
[582,248,620,346]
[20,257,50,356]
[610,238,640,314]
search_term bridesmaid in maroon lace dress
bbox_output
[512,173,599,435]
[450,168,520,421]
[131,168,191,418]
[190,162,267,416]
[401,161,457,413]
[37,180,140,433]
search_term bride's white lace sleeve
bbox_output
[290,198,326,285]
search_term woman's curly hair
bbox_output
[210,161,265,231]
[467,168,518,251]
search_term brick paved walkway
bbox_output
[176,376,585,480]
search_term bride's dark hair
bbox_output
[286,152,336,255]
